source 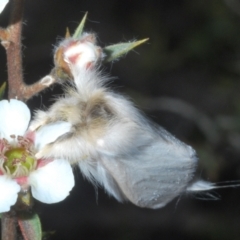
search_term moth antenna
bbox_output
[186,179,240,201]
[192,191,221,201]
[186,180,216,192]
[187,179,240,192]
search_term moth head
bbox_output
[54,33,104,79]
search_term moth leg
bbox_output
[34,93,116,163]
[29,110,50,131]
[35,130,80,163]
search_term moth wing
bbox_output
[96,128,198,209]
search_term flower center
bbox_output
[3,147,36,177]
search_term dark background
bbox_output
[1,0,240,239]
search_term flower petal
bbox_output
[34,121,72,151]
[0,0,8,14]
[0,175,20,212]
[0,99,30,141]
[29,159,74,204]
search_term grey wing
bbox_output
[97,127,198,209]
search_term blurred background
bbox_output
[1,0,240,239]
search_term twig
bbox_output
[0,0,57,101]
[18,74,56,101]
[4,0,24,99]
[1,212,17,240]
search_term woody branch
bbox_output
[0,0,56,101]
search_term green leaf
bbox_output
[103,38,149,62]
[0,82,6,99]
[73,12,88,39]
[18,213,42,240]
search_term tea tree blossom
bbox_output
[0,0,8,14]
[0,99,74,212]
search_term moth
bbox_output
[30,33,223,209]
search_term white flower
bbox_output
[0,0,8,14]
[0,99,74,212]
